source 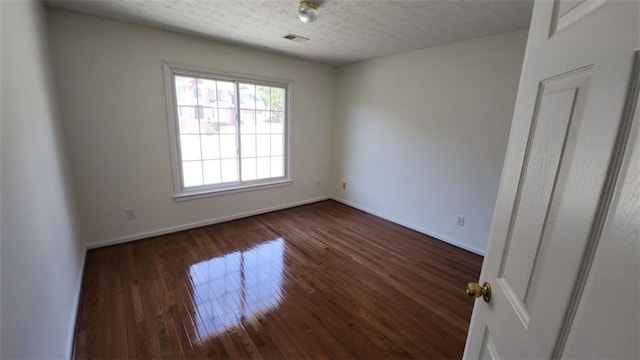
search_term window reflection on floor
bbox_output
[188,237,284,341]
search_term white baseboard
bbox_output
[331,197,486,256]
[87,196,331,249]
[88,195,485,256]
[67,245,87,358]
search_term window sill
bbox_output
[173,179,293,202]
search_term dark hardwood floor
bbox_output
[73,200,483,359]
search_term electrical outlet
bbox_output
[126,208,136,220]
[456,215,465,227]
[342,182,347,190]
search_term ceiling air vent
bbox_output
[283,34,309,43]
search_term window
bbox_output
[164,63,291,199]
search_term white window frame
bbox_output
[163,62,293,201]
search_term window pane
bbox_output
[256,157,270,179]
[201,134,220,160]
[220,159,238,183]
[200,107,216,134]
[218,81,235,104]
[219,135,237,159]
[241,110,256,133]
[270,134,284,156]
[241,158,257,181]
[241,134,256,158]
[203,160,221,184]
[271,87,285,112]
[256,110,270,133]
[193,78,205,104]
[256,86,273,110]
[271,156,284,177]
[199,79,217,107]
[214,107,234,131]
[256,135,270,157]
[270,112,285,134]
[239,83,256,110]
[182,161,203,187]
[175,76,197,106]
[177,106,198,134]
[180,135,201,161]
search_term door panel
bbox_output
[478,329,500,360]
[464,0,639,358]
[500,68,590,314]
[550,0,606,36]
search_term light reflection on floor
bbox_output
[188,237,284,341]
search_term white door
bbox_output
[464,0,640,358]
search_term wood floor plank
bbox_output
[73,200,483,359]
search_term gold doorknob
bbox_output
[467,281,491,302]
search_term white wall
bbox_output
[332,30,527,254]
[0,1,84,358]
[46,9,335,247]
[0,0,3,353]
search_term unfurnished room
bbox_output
[1,0,639,359]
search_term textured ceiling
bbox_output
[44,0,534,65]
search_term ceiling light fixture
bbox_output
[297,1,319,23]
